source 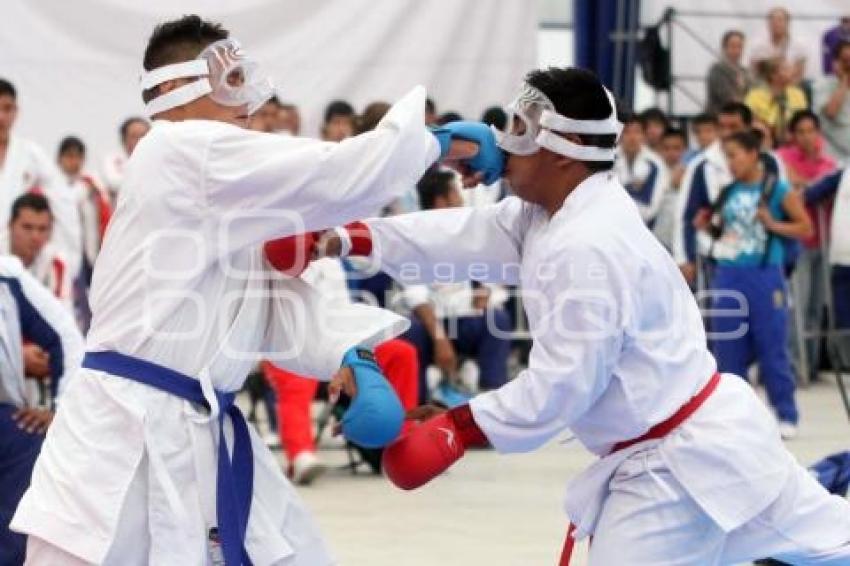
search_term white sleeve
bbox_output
[263,273,409,380]
[366,196,529,286]
[469,245,625,453]
[2,258,83,400]
[401,284,431,310]
[206,86,439,248]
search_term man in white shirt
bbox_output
[613,113,669,227]
[100,116,149,202]
[749,7,808,84]
[401,169,511,403]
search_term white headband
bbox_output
[536,87,622,161]
[140,60,209,90]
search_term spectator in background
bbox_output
[814,40,850,164]
[673,102,786,285]
[638,107,669,152]
[750,7,807,85]
[249,95,280,133]
[437,111,463,125]
[56,136,112,331]
[2,194,72,310]
[401,170,511,404]
[707,30,753,115]
[777,110,837,382]
[100,116,149,202]
[359,101,391,134]
[0,78,80,274]
[822,16,850,75]
[614,113,669,227]
[0,256,82,566]
[698,130,811,439]
[425,97,438,126]
[654,127,688,252]
[480,106,507,130]
[685,112,719,163]
[745,57,807,146]
[276,102,301,135]
[320,100,355,141]
[260,251,419,484]
[805,166,850,367]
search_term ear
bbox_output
[157,79,181,95]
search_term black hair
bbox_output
[662,127,687,144]
[120,116,148,140]
[638,107,669,128]
[525,67,618,172]
[719,101,753,126]
[267,95,281,107]
[480,106,507,130]
[721,30,745,48]
[789,109,820,132]
[723,129,762,153]
[620,111,641,126]
[0,78,15,100]
[425,97,436,115]
[834,39,850,60]
[324,100,355,124]
[10,193,51,222]
[437,111,463,125]
[416,169,456,211]
[142,15,228,103]
[58,136,85,157]
[692,112,718,127]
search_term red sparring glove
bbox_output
[263,232,319,277]
[339,221,373,256]
[382,404,488,490]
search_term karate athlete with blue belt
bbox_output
[11,15,496,566]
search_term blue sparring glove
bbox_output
[337,347,405,448]
[430,121,505,185]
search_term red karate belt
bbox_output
[558,371,722,566]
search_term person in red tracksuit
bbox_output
[262,250,419,485]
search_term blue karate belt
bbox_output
[83,351,253,566]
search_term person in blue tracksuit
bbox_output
[805,167,850,356]
[0,255,82,565]
[698,130,812,439]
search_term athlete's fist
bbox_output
[431,121,505,185]
[382,404,488,490]
[263,232,319,277]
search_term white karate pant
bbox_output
[589,448,850,565]
[24,450,335,566]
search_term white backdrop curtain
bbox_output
[0,0,538,162]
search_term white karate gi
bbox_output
[12,86,437,565]
[0,237,73,311]
[0,136,83,278]
[363,171,850,564]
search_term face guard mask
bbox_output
[140,38,274,118]
[493,82,624,161]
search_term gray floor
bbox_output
[276,376,850,566]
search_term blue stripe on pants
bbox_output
[0,403,44,566]
[710,265,799,424]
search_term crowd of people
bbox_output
[0,7,849,563]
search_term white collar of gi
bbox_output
[550,171,616,222]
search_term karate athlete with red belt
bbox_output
[296,68,850,564]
